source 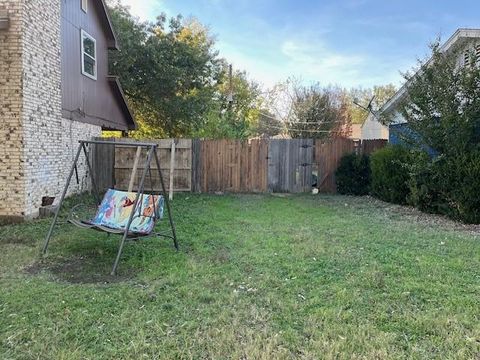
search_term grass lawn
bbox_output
[0,194,479,359]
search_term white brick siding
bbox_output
[0,0,101,220]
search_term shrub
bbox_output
[406,152,445,214]
[447,152,480,223]
[335,153,371,195]
[407,151,480,224]
[370,145,412,204]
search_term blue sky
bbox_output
[121,0,480,89]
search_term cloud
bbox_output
[279,38,375,87]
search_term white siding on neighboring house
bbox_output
[388,110,407,125]
[361,114,389,140]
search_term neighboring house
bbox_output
[379,28,480,144]
[348,124,362,140]
[360,113,389,140]
[0,0,135,221]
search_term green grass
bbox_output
[0,194,479,359]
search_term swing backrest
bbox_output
[90,189,164,235]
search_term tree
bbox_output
[193,66,263,139]
[254,111,283,138]
[108,3,223,138]
[347,84,397,124]
[398,43,480,155]
[394,42,480,223]
[287,85,351,139]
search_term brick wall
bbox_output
[0,0,101,220]
[0,1,25,220]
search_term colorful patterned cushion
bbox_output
[89,189,164,235]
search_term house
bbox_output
[340,123,362,140]
[360,113,389,140]
[378,28,480,144]
[0,0,136,221]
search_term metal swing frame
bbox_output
[42,140,178,275]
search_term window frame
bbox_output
[81,29,97,81]
[81,0,88,13]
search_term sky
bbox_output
[120,0,480,89]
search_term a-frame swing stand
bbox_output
[42,140,178,275]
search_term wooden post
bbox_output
[128,146,142,192]
[169,139,176,200]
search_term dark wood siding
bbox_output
[61,0,133,130]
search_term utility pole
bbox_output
[227,64,234,108]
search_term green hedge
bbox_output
[408,152,480,223]
[335,153,371,195]
[335,146,480,224]
[370,145,412,204]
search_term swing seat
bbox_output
[70,189,164,236]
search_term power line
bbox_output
[262,124,343,133]
[258,111,350,125]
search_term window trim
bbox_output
[81,0,88,13]
[81,29,97,80]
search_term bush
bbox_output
[406,152,445,214]
[370,145,412,204]
[407,151,480,224]
[446,152,480,223]
[335,153,371,195]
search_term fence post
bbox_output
[191,139,202,193]
[169,139,176,200]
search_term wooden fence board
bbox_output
[191,139,202,193]
[314,137,356,193]
[94,139,192,191]
[362,139,388,154]
[199,139,268,193]
[92,142,115,192]
[268,139,314,193]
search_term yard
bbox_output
[0,194,479,359]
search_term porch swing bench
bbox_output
[68,189,165,237]
[42,140,178,275]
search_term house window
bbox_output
[81,0,87,13]
[81,30,96,80]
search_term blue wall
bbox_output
[389,123,436,156]
[389,123,412,145]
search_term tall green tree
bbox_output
[195,67,263,139]
[108,3,223,138]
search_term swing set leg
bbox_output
[154,150,178,251]
[111,146,155,275]
[43,144,83,255]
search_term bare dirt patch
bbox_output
[25,255,137,284]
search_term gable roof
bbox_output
[380,28,480,114]
[99,2,134,130]
[98,0,119,50]
[107,76,137,130]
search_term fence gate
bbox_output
[268,139,314,193]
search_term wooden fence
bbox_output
[92,138,387,194]
[92,138,192,193]
[196,139,268,193]
[314,137,356,193]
